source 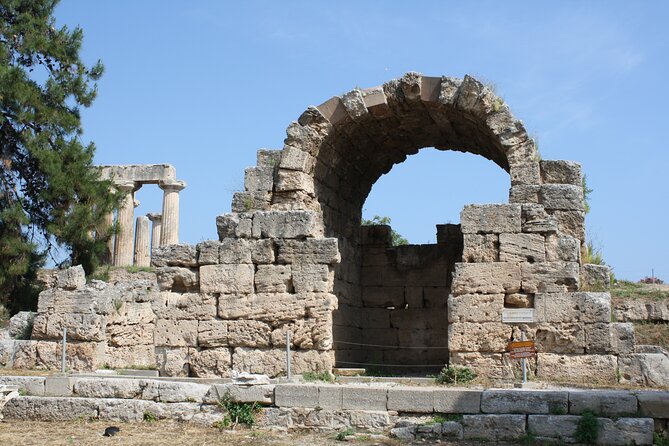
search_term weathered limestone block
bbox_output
[481,390,568,414]
[8,312,36,339]
[387,387,434,413]
[275,170,315,194]
[216,213,253,240]
[614,299,669,322]
[155,347,189,377]
[432,389,482,413]
[510,162,541,186]
[3,396,100,421]
[597,418,654,446]
[540,160,582,185]
[271,318,333,350]
[540,184,584,211]
[13,340,105,371]
[637,391,669,418]
[451,263,521,295]
[107,323,155,346]
[536,353,618,384]
[104,345,155,369]
[244,166,274,192]
[218,238,253,264]
[252,211,319,239]
[461,204,522,234]
[578,292,612,323]
[581,264,611,289]
[292,263,332,293]
[545,234,580,262]
[521,204,558,233]
[462,414,526,442]
[547,210,586,241]
[151,292,216,320]
[188,348,232,378]
[527,415,580,443]
[37,286,116,315]
[342,386,388,411]
[568,390,638,416]
[32,313,106,342]
[107,301,155,325]
[462,234,498,262]
[499,233,545,263]
[218,293,336,322]
[449,323,512,352]
[618,353,669,387]
[277,238,340,264]
[198,320,228,347]
[509,185,540,204]
[141,379,211,403]
[232,348,334,378]
[73,377,142,399]
[255,265,293,293]
[251,239,275,264]
[520,261,579,293]
[504,293,533,308]
[585,322,634,354]
[207,383,275,406]
[279,146,316,172]
[535,323,585,354]
[390,308,447,330]
[0,376,45,396]
[151,244,197,268]
[196,240,220,265]
[155,267,199,292]
[450,352,515,380]
[154,320,198,347]
[448,294,504,323]
[199,264,254,294]
[231,191,271,212]
[274,383,318,407]
[227,320,271,347]
[53,265,86,290]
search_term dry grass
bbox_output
[611,281,669,305]
[0,421,407,446]
[634,322,669,349]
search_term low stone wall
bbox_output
[1,376,666,444]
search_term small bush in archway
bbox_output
[435,366,476,385]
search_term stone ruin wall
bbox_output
[3,72,666,386]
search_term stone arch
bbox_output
[225,72,589,378]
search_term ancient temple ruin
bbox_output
[4,73,662,385]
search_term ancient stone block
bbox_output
[219,238,252,264]
[155,267,199,292]
[504,293,533,308]
[462,414,526,442]
[255,265,292,293]
[448,294,504,323]
[342,386,388,411]
[540,184,584,211]
[540,160,582,185]
[155,347,189,377]
[279,146,316,172]
[276,238,340,264]
[579,292,612,323]
[189,348,232,378]
[581,263,611,289]
[219,293,305,322]
[275,384,319,408]
[433,389,482,413]
[53,265,86,290]
[250,239,275,264]
[536,353,617,384]
[597,418,654,446]
[256,149,281,167]
[535,323,585,354]
[520,261,579,293]
[199,264,254,294]
[510,162,541,186]
[8,312,36,339]
[462,234,498,262]
[521,204,558,233]
[197,320,228,347]
[107,323,155,347]
[450,352,515,380]
[527,415,580,443]
[499,233,545,263]
[73,377,142,399]
[545,234,580,262]
[275,170,314,194]
[216,213,252,240]
[637,391,669,418]
[151,292,216,320]
[151,244,197,268]
[231,191,271,212]
[104,345,155,369]
[547,210,585,241]
[3,396,100,421]
[232,348,334,378]
[387,387,434,413]
[481,390,568,414]
[449,322,512,352]
[227,320,271,347]
[451,263,521,295]
[244,166,274,192]
[292,263,332,293]
[461,204,522,234]
[569,390,638,416]
[509,185,540,204]
[32,313,106,342]
[361,286,405,308]
[252,211,319,239]
[154,320,198,347]
[316,384,342,410]
[618,353,669,387]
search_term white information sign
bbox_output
[502,308,536,324]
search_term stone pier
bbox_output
[134,216,151,267]
[147,213,163,250]
[159,180,186,246]
[112,182,136,267]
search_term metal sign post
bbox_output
[521,330,527,384]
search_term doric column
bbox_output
[112,182,136,266]
[159,180,186,246]
[147,213,163,251]
[102,211,115,264]
[134,216,151,267]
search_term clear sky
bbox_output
[54,1,669,281]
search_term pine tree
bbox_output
[0,0,119,312]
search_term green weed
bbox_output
[575,409,599,444]
[435,366,476,385]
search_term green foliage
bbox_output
[143,411,157,423]
[217,392,261,428]
[0,304,9,327]
[302,370,334,383]
[124,265,153,274]
[0,0,121,313]
[582,175,593,214]
[335,428,355,441]
[87,265,110,282]
[432,413,463,423]
[575,409,599,444]
[654,432,669,446]
[435,366,477,385]
[361,215,409,246]
[549,405,567,415]
[582,240,605,266]
[520,432,538,446]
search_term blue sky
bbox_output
[54,1,669,281]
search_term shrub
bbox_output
[302,371,334,383]
[143,411,157,423]
[575,409,599,444]
[435,366,477,385]
[336,428,355,441]
[217,392,261,428]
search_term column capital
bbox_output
[113,181,136,193]
[159,180,186,192]
[147,212,162,223]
